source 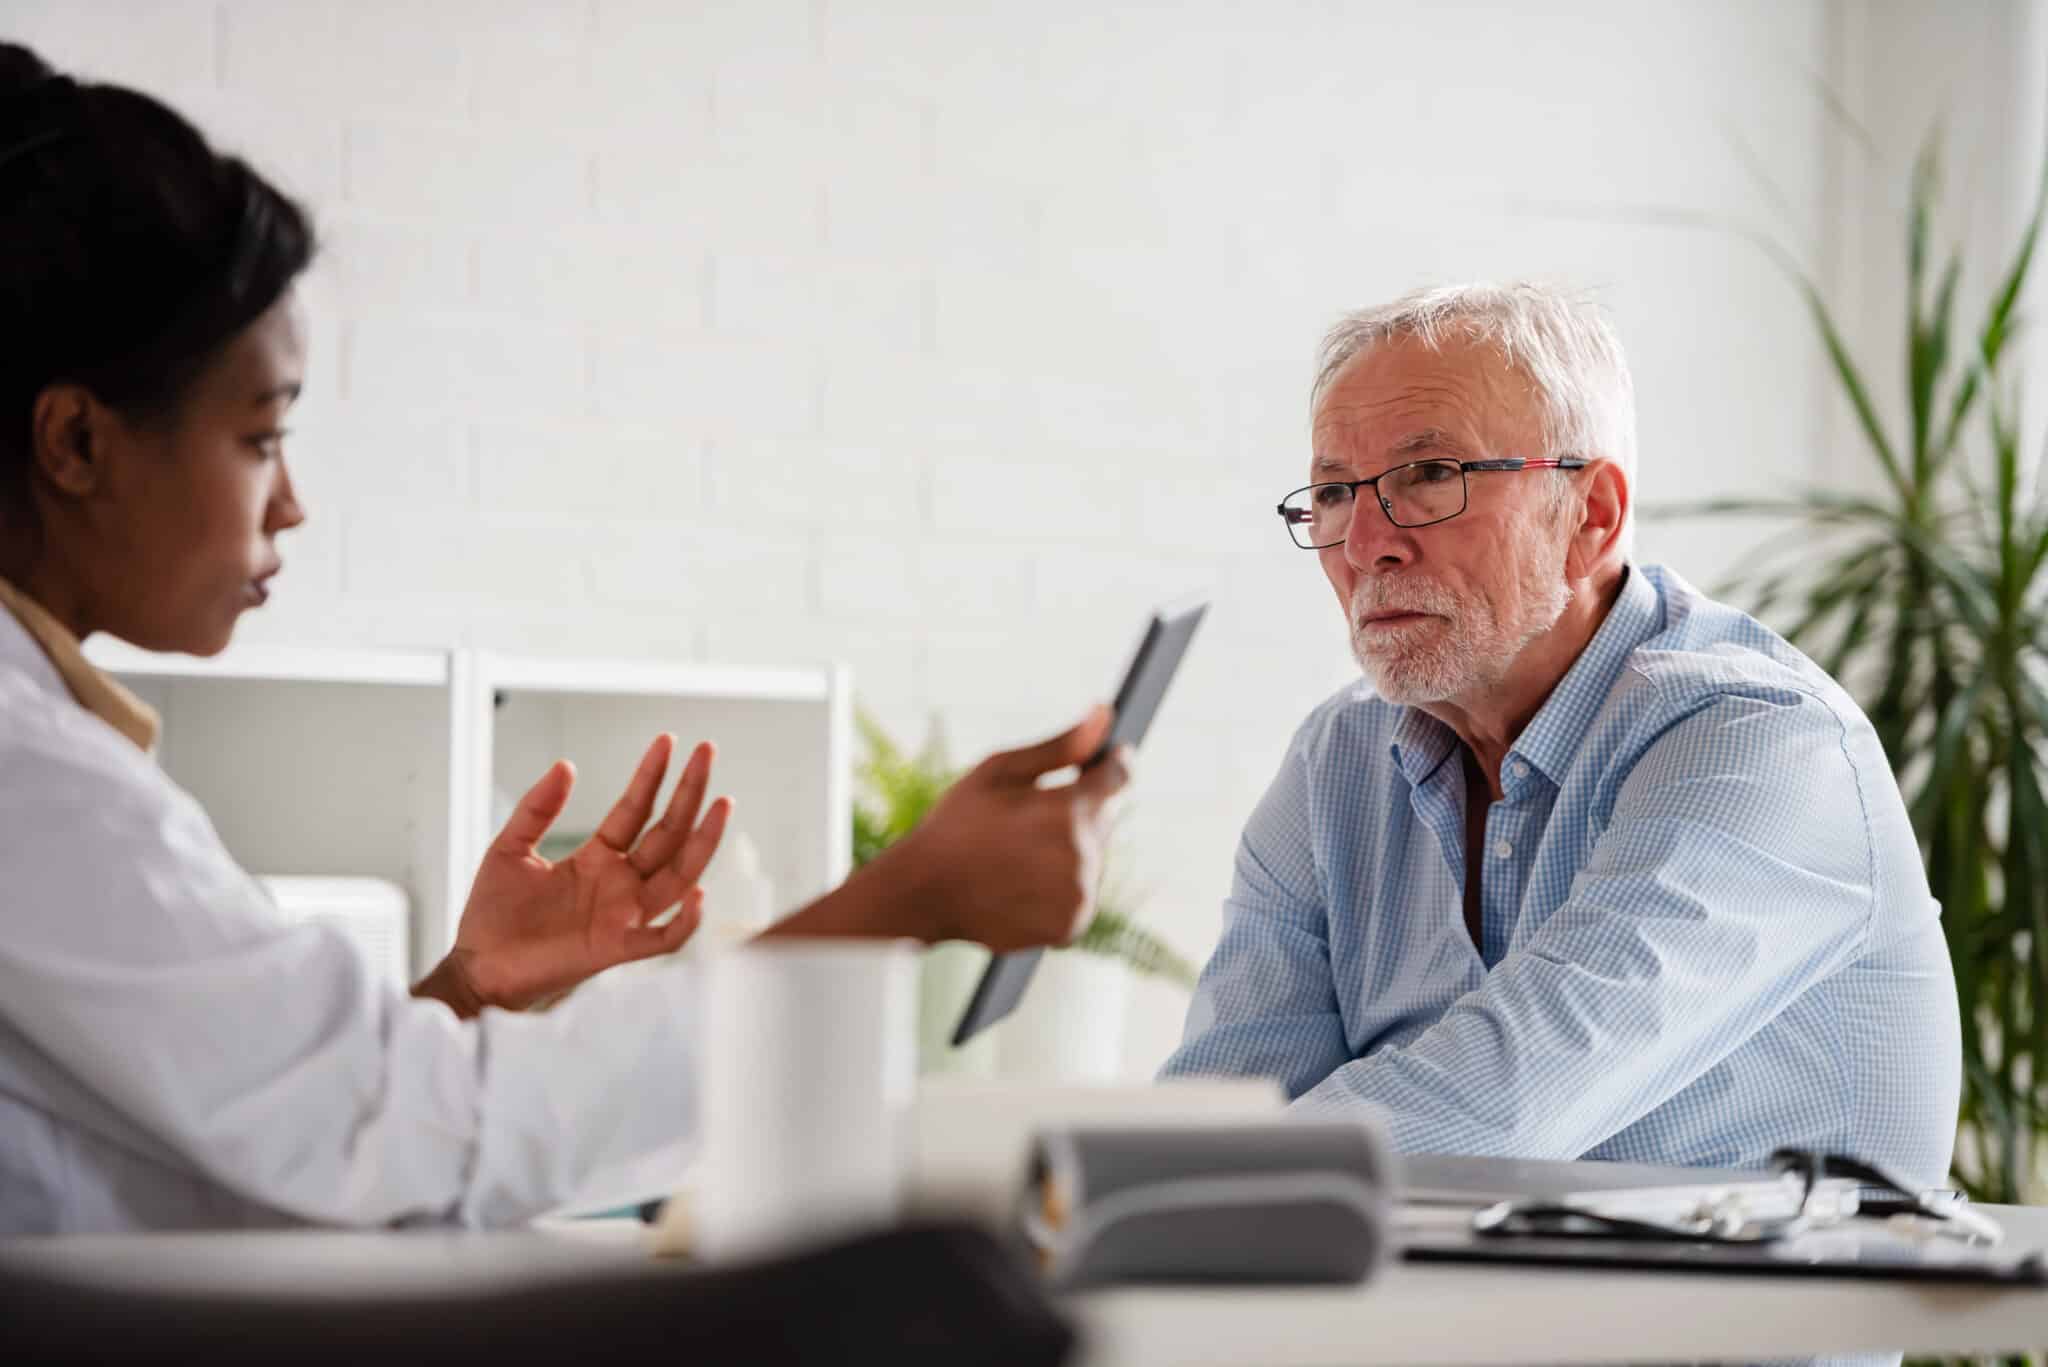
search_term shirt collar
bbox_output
[1506,563,1660,786]
[0,577,160,753]
[1386,564,1661,791]
[1389,704,1459,789]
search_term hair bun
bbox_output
[0,43,73,147]
[0,44,60,101]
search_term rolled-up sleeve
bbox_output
[1293,687,1876,1157]
[0,718,698,1229]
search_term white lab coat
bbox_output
[0,592,700,1232]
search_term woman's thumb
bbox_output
[983,704,1112,781]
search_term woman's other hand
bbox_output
[423,735,731,1014]
[762,707,1130,949]
[896,706,1130,949]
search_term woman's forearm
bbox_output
[756,842,944,943]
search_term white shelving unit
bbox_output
[84,639,851,978]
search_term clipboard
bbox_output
[1401,1222,2048,1286]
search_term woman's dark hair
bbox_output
[0,43,316,532]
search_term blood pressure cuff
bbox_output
[1020,1118,1391,1289]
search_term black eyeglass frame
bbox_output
[1469,1146,1953,1247]
[1276,456,1590,549]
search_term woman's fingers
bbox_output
[627,740,714,877]
[1071,743,1133,814]
[673,792,730,884]
[637,796,731,919]
[492,759,576,858]
[623,889,704,960]
[593,733,675,853]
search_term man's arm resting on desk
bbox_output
[1291,690,1877,1156]
[1158,726,1353,1096]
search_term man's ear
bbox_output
[30,385,109,499]
[1565,458,1629,579]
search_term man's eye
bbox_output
[1312,484,1351,508]
[247,430,289,458]
[1413,462,1456,484]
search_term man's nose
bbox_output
[1342,491,1414,572]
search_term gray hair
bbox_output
[1313,282,1637,540]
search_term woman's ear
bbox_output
[29,385,105,499]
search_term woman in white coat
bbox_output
[0,44,1128,1234]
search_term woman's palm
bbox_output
[452,736,730,1010]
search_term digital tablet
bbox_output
[950,598,1209,1047]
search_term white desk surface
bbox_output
[4,1208,2044,1365]
[1070,1202,2048,1366]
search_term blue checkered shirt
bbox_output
[1161,564,1961,1186]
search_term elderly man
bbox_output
[1161,282,1962,1186]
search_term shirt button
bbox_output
[1510,760,1529,779]
[1492,838,1514,859]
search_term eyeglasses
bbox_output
[1471,1147,1996,1247]
[1276,456,1588,549]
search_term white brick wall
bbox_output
[16,0,2002,1076]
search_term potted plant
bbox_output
[851,710,1198,1080]
[1662,137,2048,1203]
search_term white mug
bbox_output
[694,938,917,1262]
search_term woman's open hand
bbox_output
[435,734,732,1012]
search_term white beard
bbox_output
[1347,523,1573,706]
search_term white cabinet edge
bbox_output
[85,639,837,703]
[84,638,448,687]
[474,651,833,702]
[824,662,854,886]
